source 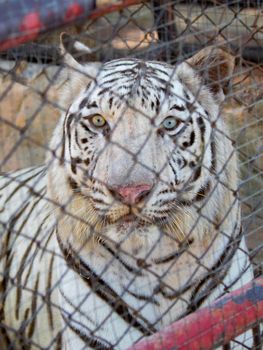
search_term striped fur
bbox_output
[0,39,254,349]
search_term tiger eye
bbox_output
[91,115,106,127]
[162,116,177,130]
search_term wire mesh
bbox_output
[0,1,262,349]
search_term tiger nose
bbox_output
[110,184,153,205]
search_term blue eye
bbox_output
[162,117,178,130]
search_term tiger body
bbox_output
[0,39,254,349]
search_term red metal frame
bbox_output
[127,278,263,350]
[0,0,146,52]
[89,0,147,19]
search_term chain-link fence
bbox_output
[0,1,262,349]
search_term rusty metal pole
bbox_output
[127,278,263,350]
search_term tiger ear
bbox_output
[58,33,102,110]
[59,32,101,79]
[186,47,235,100]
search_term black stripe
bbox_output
[158,226,242,303]
[177,181,210,207]
[85,81,92,91]
[70,157,82,174]
[0,326,12,349]
[170,105,185,112]
[18,307,31,350]
[39,216,55,260]
[156,278,194,300]
[168,160,179,184]
[217,261,251,300]
[155,97,160,113]
[66,113,75,168]
[197,115,206,143]
[176,198,192,207]
[75,128,81,149]
[68,177,79,192]
[0,201,30,281]
[60,116,67,165]
[97,87,112,96]
[108,97,113,109]
[102,71,123,80]
[104,69,135,79]
[27,272,40,337]
[23,253,36,289]
[151,75,170,87]
[57,236,156,336]
[87,101,98,109]
[186,101,196,113]
[194,181,211,202]
[60,288,96,325]
[116,84,133,93]
[177,157,187,169]
[189,131,195,146]
[46,253,55,330]
[3,168,45,204]
[55,331,62,350]
[92,187,106,196]
[61,314,112,350]
[182,130,196,148]
[152,240,195,301]
[79,97,89,109]
[184,90,190,101]
[0,166,40,190]
[153,240,193,265]
[91,198,107,206]
[66,114,75,140]
[210,140,217,173]
[15,195,45,320]
[185,226,243,314]
[191,164,202,183]
[80,99,98,110]
[80,121,94,134]
[0,214,15,350]
[151,199,175,208]
[126,290,160,306]
[101,241,143,276]
[152,67,169,76]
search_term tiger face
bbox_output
[49,34,235,248]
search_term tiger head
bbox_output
[48,33,237,251]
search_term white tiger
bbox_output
[0,33,255,349]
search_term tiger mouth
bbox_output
[100,206,152,227]
[95,203,172,229]
[119,214,137,223]
[106,210,169,229]
[110,213,150,227]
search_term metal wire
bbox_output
[0,1,262,349]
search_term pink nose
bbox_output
[111,184,152,205]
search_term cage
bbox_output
[0,1,262,349]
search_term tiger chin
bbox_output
[0,32,255,350]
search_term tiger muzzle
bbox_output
[109,183,153,206]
